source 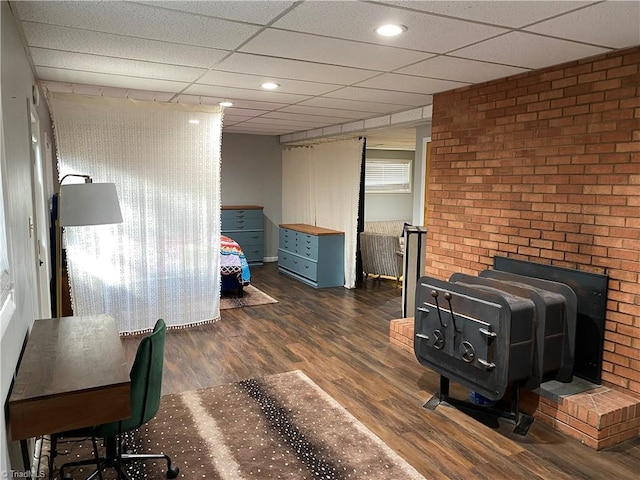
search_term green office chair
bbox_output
[54,319,179,480]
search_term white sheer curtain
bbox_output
[49,93,222,333]
[282,138,363,288]
[282,146,314,224]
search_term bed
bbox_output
[220,235,251,297]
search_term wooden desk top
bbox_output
[279,223,344,236]
[8,314,131,440]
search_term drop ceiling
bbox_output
[10,0,640,149]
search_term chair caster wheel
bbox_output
[166,465,179,478]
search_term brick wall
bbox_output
[427,46,640,395]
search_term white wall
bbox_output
[220,133,282,260]
[1,2,51,473]
[413,125,431,227]
[364,149,414,222]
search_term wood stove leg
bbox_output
[511,383,534,436]
[424,375,450,410]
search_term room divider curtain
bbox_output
[282,138,363,288]
[282,146,314,224]
[49,93,222,333]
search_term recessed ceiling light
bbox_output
[219,101,233,107]
[261,82,280,90]
[376,24,407,37]
[189,119,200,124]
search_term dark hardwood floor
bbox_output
[121,263,640,480]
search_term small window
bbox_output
[365,158,412,193]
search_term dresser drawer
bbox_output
[279,228,295,245]
[297,233,318,250]
[222,217,263,231]
[278,249,317,280]
[221,209,263,221]
[226,231,263,247]
[243,245,264,263]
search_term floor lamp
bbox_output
[56,174,123,318]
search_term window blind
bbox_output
[365,159,411,193]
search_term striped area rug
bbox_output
[53,371,425,480]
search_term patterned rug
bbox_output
[47,371,426,479]
[219,284,278,310]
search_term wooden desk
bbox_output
[8,314,131,441]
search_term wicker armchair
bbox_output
[359,220,408,283]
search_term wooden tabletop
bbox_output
[221,205,263,210]
[8,314,131,440]
[279,224,344,236]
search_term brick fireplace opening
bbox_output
[392,46,640,450]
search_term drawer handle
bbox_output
[237,226,245,229]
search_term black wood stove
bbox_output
[414,259,587,435]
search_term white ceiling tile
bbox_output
[239,29,432,71]
[225,126,289,135]
[325,87,432,106]
[354,73,469,95]
[274,1,507,53]
[365,116,391,129]
[174,94,288,111]
[323,125,343,136]
[307,128,325,139]
[383,1,594,28]
[525,2,640,48]
[198,71,340,96]
[223,116,261,125]
[224,108,274,118]
[396,55,530,83]
[215,53,379,85]
[21,22,228,69]
[184,84,311,104]
[137,1,296,25]
[453,32,610,69]
[298,97,408,114]
[245,117,331,127]
[342,120,365,133]
[290,131,309,141]
[31,49,205,83]
[13,1,259,49]
[391,107,424,125]
[261,111,354,124]
[277,105,374,119]
[36,67,190,93]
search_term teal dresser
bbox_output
[221,206,264,265]
[278,224,344,288]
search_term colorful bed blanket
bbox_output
[220,235,251,285]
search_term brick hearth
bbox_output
[390,318,640,450]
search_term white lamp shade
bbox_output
[59,183,123,227]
